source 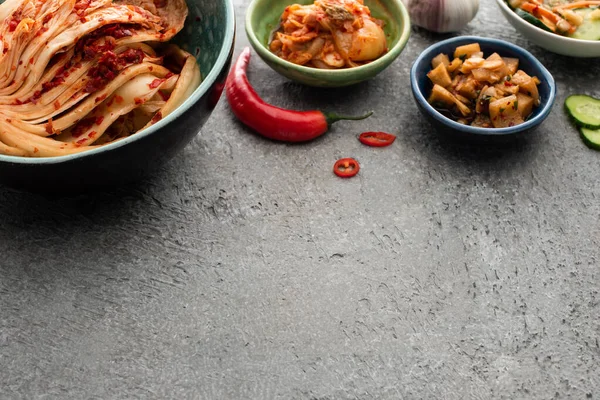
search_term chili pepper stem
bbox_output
[324,111,373,127]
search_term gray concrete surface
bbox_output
[1,1,599,398]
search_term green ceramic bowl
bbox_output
[245,0,411,87]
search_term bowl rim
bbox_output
[410,35,557,136]
[0,0,236,165]
[244,0,411,77]
[495,0,600,48]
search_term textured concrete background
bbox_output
[1,0,599,398]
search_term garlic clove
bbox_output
[403,0,480,33]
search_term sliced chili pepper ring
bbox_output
[334,158,360,178]
[358,131,396,147]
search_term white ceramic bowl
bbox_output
[495,0,600,58]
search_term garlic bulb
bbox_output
[402,0,479,33]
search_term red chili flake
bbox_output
[504,81,513,87]
[18,60,22,65]
[42,76,65,92]
[43,13,53,24]
[106,97,115,107]
[27,90,43,104]
[36,26,49,36]
[72,128,86,138]
[151,112,162,124]
[95,94,107,103]
[114,95,124,104]
[120,48,145,64]
[75,0,91,22]
[148,66,153,71]
[71,117,95,138]
[88,131,97,138]
[53,100,60,110]
[157,90,169,101]
[13,99,22,105]
[75,23,135,61]
[95,116,104,125]
[165,72,174,79]
[33,147,39,153]
[74,0,91,11]
[76,138,87,146]
[149,79,164,89]
[2,48,7,54]
[6,119,11,123]
[8,19,19,32]
[84,48,145,93]
[45,119,54,134]
[29,57,34,65]
[134,97,143,105]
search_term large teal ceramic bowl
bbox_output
[245,0,411,87]
[0,0,235,192]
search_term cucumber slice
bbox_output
[565,94,600,129]
[580,127,600,151]
[515,8,553,32]
[570,8,600,41]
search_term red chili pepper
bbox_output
[333,158,360,178]
[225,47,372,143]
[358,131,396,147]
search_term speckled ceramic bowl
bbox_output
[0,0,235,192]
[496,0,600,58]
[245,0,411,87]
[410,36,556,139]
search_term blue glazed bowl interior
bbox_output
[410,36,556,136]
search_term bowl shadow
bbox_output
[400,116,544,178]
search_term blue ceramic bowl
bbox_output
[410,36,556,138]
[0,0,235,192]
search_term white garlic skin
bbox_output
[403,0,480,33]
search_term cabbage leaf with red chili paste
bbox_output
[0,0,200,157]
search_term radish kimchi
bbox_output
[0,0,201,157]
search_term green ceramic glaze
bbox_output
[245,0,411,87]
[173,0,230,81]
